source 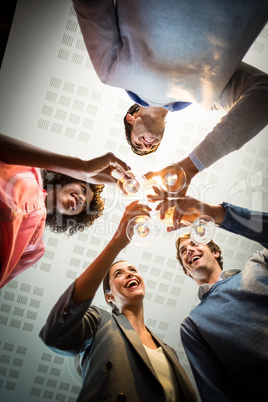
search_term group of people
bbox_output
[1,1,268,401]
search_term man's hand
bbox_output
[152,196,226,232]
[145,157,199,197]
[147,185,168,203]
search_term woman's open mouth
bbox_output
[125,279,140,288]
[70,193,79,210]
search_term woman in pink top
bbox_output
[0,133,131,289]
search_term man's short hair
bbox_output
[175,234,223,276]
[123,103,160,156]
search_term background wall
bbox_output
[0,1,267,401]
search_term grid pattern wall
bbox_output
[0,1,267,401]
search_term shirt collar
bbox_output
[125,90,191,111]
[198,268,241,300]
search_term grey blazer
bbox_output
[72,0,268,172]
[40,283,197,402]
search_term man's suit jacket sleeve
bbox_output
[219,202,268,248]
[180,319,236,402]
[72,0,121,83]
[191,62,268,169]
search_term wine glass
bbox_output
[160,164,186,194]
[129,166,185,245]
[117,170,145,196]
[126,214,161,246]
[188,215,216,245]
[117,171,160,246]
[147,164,215,244]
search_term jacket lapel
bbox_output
[113,314,158,378]
[113,314,196,401]
[149,329,197,401]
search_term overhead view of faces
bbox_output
[0,1,267,402]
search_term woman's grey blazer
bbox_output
[39,283,197,402]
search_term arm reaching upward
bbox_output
[0,133,130,185]
[72,0,121,83]
[72,201,152,304]
[148,63,268,197]
[148,191,268,248]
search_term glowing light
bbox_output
[123,178,140,194]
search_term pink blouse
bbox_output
[0,162,47,288]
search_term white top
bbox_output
[144,345,181,402]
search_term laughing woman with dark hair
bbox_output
[0,133,130,289]
[41,169,104,236]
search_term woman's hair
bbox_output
[123,103,160,156]
[41,169,105,236]
[176,234,223,275]
[102,260,126,315]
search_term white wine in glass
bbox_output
[160,164,186,194]
[117,171,145,196]
[118,171,160,245]
[126,215,160,246]
[189,215,216,245]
